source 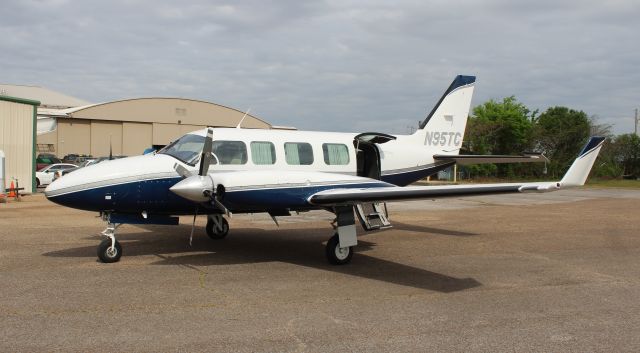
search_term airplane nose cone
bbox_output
[169,175,213,203]
[44,154,180,211]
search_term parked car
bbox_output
[36,156,63,171]
[37,153,57,159]
[36,163,77,187]
[62,154,93,164]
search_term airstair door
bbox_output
[355,202,392,231]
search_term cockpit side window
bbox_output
[158,134,205,165]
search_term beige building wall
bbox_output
[57,119,91,157]
[38,129,57,146]
[151,123,205,145]
[91,121,123,157]
[122,122,152,156]
[0,98,36,193]
[153,123,183,146]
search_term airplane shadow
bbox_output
[44,224,481,293]
[391,221,478,237]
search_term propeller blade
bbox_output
[198,128,214,176]
[173,163,194,179]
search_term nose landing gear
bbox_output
[206,214,229,239]
[97,222,122,263]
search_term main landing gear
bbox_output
[326,233,353,265]
[324,206,358,265]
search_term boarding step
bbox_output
[355,202,392,231]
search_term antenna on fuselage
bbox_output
[235,108,252,129]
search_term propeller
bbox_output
[170,128,233,245]
[170,128,231,215]
[198,128,214,176]
[109,134,113,160]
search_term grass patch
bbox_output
[585,179,640,189]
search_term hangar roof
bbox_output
[0,84,89,109]
[56,97,272,129]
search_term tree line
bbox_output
[462,96,640,180]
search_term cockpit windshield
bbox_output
[158,134,205,165]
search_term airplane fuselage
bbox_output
[44,127,457,214]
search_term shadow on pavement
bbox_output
[392,221,478,237]
[43,224,482,293]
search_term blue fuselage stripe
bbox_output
[47,165,445,214]
[47,178,390,214]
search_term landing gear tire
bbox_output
[97,238,122,263]
[206,216,229,239]
[326,233,353,265]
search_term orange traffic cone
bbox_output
[8,181,16,198]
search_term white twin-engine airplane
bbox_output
[45,75,605,265]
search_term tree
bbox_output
[464,96,536,177]
[588,123,620,178]
[532,107,591,178]
[613,134,640,177]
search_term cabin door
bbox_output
[353,132,396,180]
[355,141,381,180]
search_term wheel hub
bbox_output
[106,246,117,258]
[334,246,350,260]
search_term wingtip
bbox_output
[453,75,476,88]
[560,136,606,187]
[579,136,606,157]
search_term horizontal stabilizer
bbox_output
[433,153,548,165]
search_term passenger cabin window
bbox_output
[250,141,276,165]
[284,142,314,165]
[322,143,350,165]
[211,140,247,165]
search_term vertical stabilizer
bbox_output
[414,75,475,153]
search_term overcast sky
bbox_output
[2,0,639,134]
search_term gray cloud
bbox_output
[1,0,639,134]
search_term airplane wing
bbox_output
[433,153,548,165]
[308,137,604,206]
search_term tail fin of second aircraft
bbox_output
[560,136,606,187]
[412,75,476,152]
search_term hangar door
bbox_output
[57,119,91,157]
[122,122,152,156]
[91,121,123,157]
[153,123,204,147]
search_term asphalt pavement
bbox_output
[1,189,639,352]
